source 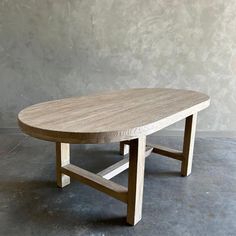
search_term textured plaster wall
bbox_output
[0,0,236,131]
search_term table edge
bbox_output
[18,98,210,144]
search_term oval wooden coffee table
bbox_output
[18,88,210,225]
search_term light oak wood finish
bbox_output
[119,114,198,178]
[18,88,210,144]
[127,137,146,225]
[18,88,210,226]
[146,143,183,161]
[98,146,153,180]
[61,164,128,203]
[98,157,130,180]
[120,141,129,156]
[56,143,70,188]
[181,114,198,176]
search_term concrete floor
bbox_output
[0,133,235,236]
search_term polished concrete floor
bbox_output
[0,133,235,236]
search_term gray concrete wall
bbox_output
[0,0,236,131]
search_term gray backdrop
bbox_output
[0,0,236,132]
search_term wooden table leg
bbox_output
[127,136,146,225]
[56,142,71,187]
[181,114,197,176]
[120,141,129,156]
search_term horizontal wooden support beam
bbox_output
[61,164,128,203]
[145,146,153,158]
[98,147,153,180]
[98,158,129,180]
[122,141,182,160]
[147,143,183,161]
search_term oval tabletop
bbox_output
[18,88,210,144]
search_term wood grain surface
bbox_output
[18,88,210,143]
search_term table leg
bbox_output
[120,141,129,156]
[181,114,197,176]
[127,136,146,225]
[56,142,71,187]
